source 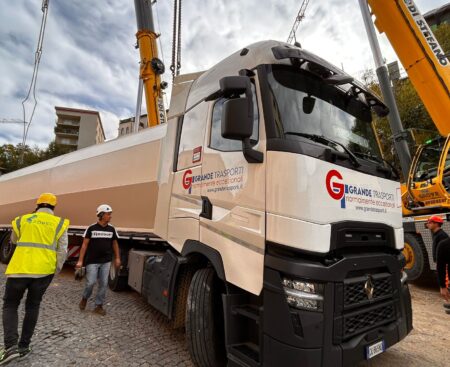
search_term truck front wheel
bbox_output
[108,264,128,291]
[403,233,432,281]
[0,232,15,264]
[186,267,226,367]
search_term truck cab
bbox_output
[153,40,412,367]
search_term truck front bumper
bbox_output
[262,249,413,367]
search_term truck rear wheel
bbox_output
[0,232,15,264]
[403,233,432,281]
[186,267,226,367]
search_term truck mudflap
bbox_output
[262,249,412,367]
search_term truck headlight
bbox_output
[282,278,324,311]
[400,271,408,285]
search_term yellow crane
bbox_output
[363,0,450,280]
[133,0,166,128]
[366,0,450,214]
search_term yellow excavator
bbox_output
[366,0,450,280]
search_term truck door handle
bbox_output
[200,196,213,220]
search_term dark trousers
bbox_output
[2,275,53,349]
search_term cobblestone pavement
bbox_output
[0,264,194,367]
[0,263,449,366]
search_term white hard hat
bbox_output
[96,204,113,216]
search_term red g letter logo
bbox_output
[326,170,344,200]
[182,169,193,189]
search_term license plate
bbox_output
[366,340,385,359]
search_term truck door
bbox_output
[168,102,209,252]
[199,78,266,294]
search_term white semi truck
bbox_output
[0,41,412,367]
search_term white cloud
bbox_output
[0,0,447,147]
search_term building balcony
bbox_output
[57,119,80,127]
[54,126,79,137]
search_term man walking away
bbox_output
[76,204,120,316]
[0,193,69,365]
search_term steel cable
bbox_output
[20,0,50,161]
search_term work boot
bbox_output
[0,346,20,365]
[79,298,87,311]
[93,305,106,316]
[443,303,450,310]
[18,346,32,359]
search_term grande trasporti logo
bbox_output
[325,169,396,213]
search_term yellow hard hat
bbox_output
[36,193,57,206]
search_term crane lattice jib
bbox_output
[368,0,450,136]
[287,0,310,44]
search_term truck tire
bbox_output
[108,264,128,292]
[186,267,226,367]
[403,233,432,282]
[171,267,194,329]
[0,232,15,264]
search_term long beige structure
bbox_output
[0,125,165,232]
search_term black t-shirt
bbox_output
[436,238,450,288]
[83,223,119,265]
[432,229,449,262]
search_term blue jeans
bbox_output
[82,262,110,306]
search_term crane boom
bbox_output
[287,0,310,44]
[367,0,450,136]
[134,0,166,128]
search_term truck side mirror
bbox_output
[219,76,250,96]
[219,75,263,163]
[221,98,253,140]
[303,96,316,114]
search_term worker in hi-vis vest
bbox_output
[0,193,69,365]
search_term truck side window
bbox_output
[177,102,208,171]
[210,84,259,152]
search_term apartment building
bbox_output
[118,114,148,137]
[54,107,105,150]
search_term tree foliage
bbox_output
[433,23,450,55]
[0,140,75,175]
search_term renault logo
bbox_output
[364,276,374,300]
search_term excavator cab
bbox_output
[406,136,450,212]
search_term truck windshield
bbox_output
[267,66,382,161]
[412,141,443,182]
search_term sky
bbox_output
[0,0,447,148]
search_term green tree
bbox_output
[42,140,76,160]
[433,23,450,54]
[0,144,44,173]
[0,140,75,175]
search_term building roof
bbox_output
[55,106,100,116]
[119,114,148,124]
[424,3,450,22]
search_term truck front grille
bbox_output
[334,271,398,343]
[344,273,393,310]
[343,302,395,339]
